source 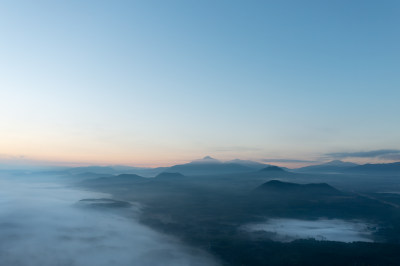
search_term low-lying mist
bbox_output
[243,218,376,243]
[0,175,218,266]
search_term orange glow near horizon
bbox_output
[1,149,398,169]
[1,133,398,169]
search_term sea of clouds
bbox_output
[0,175,218,266]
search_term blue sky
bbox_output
[0,0,399,166]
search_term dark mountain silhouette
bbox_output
[294,160,358,173]
[255,180,341,196]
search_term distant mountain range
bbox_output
[164,156,268,176]
[11,157,398,179]
[293,160,400,175]
[345,162,400,174]
[293,160,359,173]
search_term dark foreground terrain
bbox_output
[76,161,400,265]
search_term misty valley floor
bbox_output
[0,177,218,266]
[2,166,400,266]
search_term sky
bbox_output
[0,0,399,167]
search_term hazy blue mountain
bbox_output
[155,172,186,179]
[226,159,269,169]
[165,156,264,176]
[260,166,286,172]
[68,166,117,175]
[293,160,359,173]
[18,158,268,179]
[344,162,400,174]
[43,165,167,177]
[191,156,221,164]
[81,173,147,186]
[119,166,168,177]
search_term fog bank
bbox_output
[243,218,376,243]
[0,176,218,266]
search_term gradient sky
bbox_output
[1,0,399,167]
